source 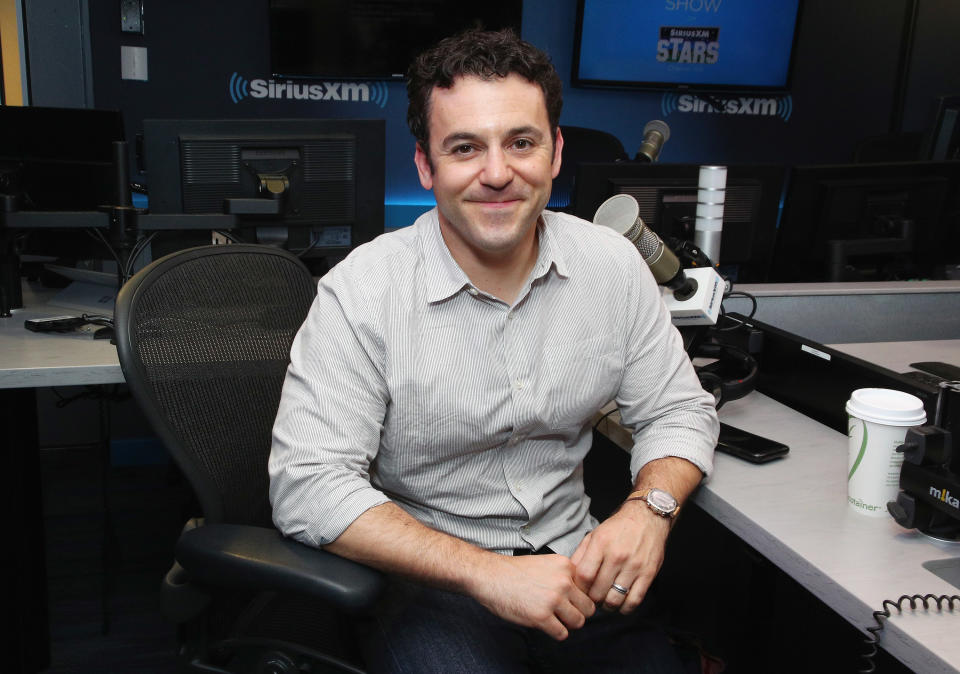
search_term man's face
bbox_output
[414,74,563,263]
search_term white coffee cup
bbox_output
[846,388,926,517]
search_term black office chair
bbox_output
[114,244,383,673]
[549,125,628,212]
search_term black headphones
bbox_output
[693,341,758,409]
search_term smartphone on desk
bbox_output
[716,422,789,464]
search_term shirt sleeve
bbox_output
[615,256,720,481]
[268,264,391,547]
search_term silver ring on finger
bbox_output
[611,583,629,596]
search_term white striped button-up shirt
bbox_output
[269,208,718,557]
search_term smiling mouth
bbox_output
[470,198,521,208]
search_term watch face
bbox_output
[647,488,677,515]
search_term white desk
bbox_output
[713,393,959,673]
[594,340,960,672]
[0,285,123,389]
[829,340,960,376]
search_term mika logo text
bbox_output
[930,486,960,510]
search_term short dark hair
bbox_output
[406,28,563,157]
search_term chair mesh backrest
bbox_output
[117,245,316,527]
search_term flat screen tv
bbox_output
[573,0,802,92]
[269,0,522,80]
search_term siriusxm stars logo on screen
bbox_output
[657,27,719,64]
[661,92,793,122]
[228,72,389,108]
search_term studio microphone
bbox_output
[635,120,671,163]
[593,193,725,326]
[593,193,696,300]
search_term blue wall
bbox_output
[86,0,960,229]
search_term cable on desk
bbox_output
[858,593,960,673]
[289,228,328,259]
[87,228,123,269]
[81,313,114,327]
[716,289,757,331]
[123,231,158,281]
[593,408,619,429]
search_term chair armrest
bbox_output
[175,523,384,613]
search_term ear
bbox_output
[551,128,564,180]
[414,143,434,190]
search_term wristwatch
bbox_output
[640,488,679,519]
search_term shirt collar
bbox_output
[534,211,570,281]
[418,208,570,304]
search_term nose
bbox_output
[479,147,513,189]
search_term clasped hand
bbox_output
[571,500,671,614]
[475,504,670,641]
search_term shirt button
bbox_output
[467,287,479,296]
[520,524,530,533]
[514,380,524,390]
[507,310,515,320]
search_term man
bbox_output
[269,28,718,672]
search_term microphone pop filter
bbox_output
[594,194,655,257]
[593,193,684,288]
[593,193,640,236]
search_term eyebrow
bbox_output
[439,126,547,150]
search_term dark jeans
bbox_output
[352,578,689,674]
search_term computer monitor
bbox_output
[770,161,960,282]
[0,105,125,212]
[142,118,385,274]
[0,106,126,303]
[572,162,786,283]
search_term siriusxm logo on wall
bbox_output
[228,72,389,108]
[661,92,793,122]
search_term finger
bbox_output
[619,569,655,614]
[569,584,597,620]
[542,615,569,641]
[573,540,604,594]
[570,531,592,567]
[589,556,623,603]
[554,597,588,632]
[602,578,632,611]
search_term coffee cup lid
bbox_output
[845,388,926,426]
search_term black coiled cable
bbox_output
[859,593,960,673]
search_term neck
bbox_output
[442,221,540,306]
